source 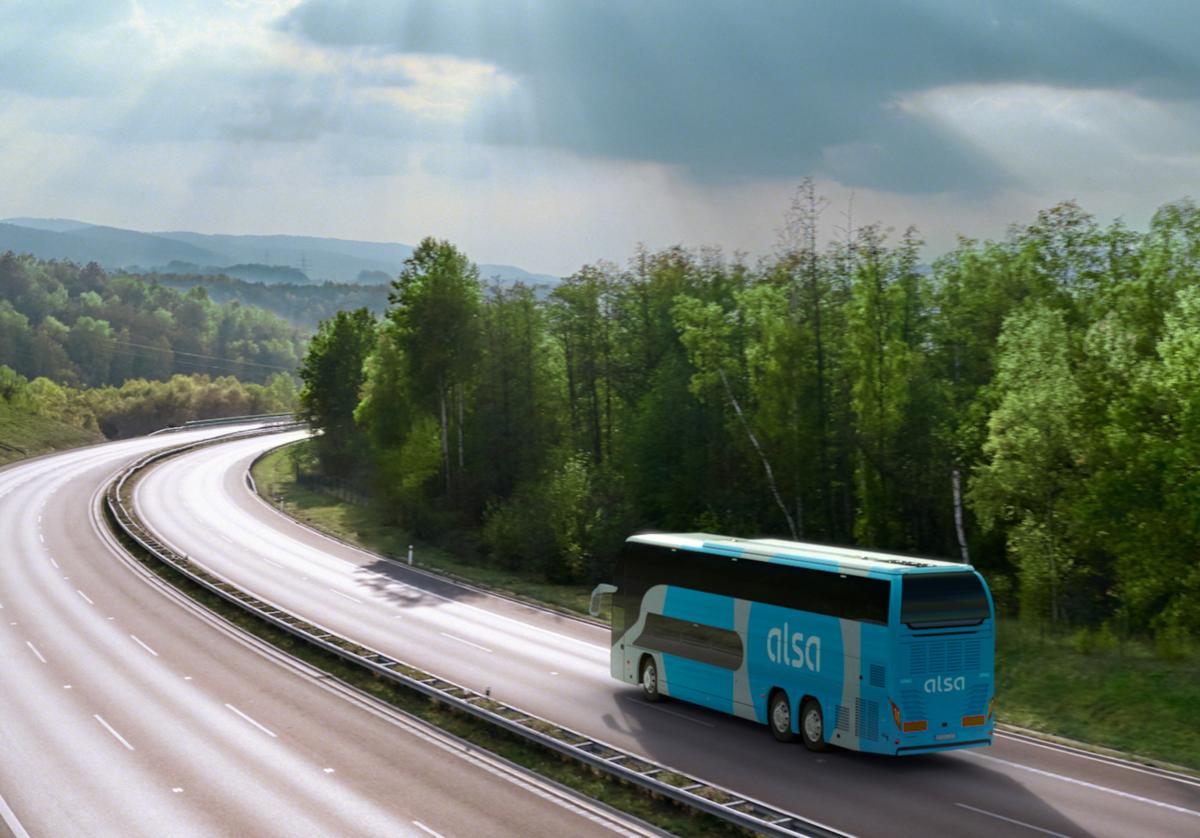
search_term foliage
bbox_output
[290,194,1200,640]
[0,253,305,387]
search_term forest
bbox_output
[0,253,306,386]
[297,188,1200,646]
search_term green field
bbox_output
[254,440,1200,772]
[0,401,102,467]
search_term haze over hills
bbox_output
[0,218,560,288]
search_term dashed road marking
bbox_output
[329,589,362,604]
[130,635,159,657]
[25,641,46,664]
[225,703,277,738]
[77,590,94,605]
[94,714,135,751]
[438,632,492,654]
[955,803,1071,837]
[412,821,445,838]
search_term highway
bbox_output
[0,428,653,838]
[132,429,1200,838]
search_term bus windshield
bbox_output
[901,573,989,627]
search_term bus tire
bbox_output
[768,690,796,743]
[800,698,827,752]
[639,656,662,702]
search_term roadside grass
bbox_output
[0,401,102,466]
[108,478,743,838]
[255,440,1200,772]
[995,619,1200,770]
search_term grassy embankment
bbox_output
[254,440,1200,772]
[0,401,103,467]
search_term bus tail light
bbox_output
[962,715,987,727]
[902,720,927,733]
[889,699,901,728]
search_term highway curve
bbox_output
[132,429,1200,838]
[0,427,654,838]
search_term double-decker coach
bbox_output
[591,533,996,755]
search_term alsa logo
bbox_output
[924,676,966,693]
[766,624,821,672]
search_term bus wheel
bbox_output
[800,699,827,752]
[769,690,796,743]
[639,656,662,702]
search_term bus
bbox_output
[590,533,995,755]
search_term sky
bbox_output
[2,0,1199,276]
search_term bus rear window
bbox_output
[901,573,989,627]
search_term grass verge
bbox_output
[254,442,1200,772]
[0,401,102,466]
[108,475,745,838]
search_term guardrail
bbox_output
[149,413,297,435]
[105,428,851,838]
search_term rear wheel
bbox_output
[769,690,796,743]
[800,698,826,752]
[639,656,662,702]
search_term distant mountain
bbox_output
[0,217,560,289]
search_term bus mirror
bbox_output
[589,583,617,617]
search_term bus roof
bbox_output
[628,532,970,576]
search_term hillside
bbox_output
[0,218,560,289]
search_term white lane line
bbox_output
[76,590,94,605]
[955,803,1072,837]
[262,557,284,568]
[412,821,446,838]
[969,752,1200,819]
[130,634,159,657]
[25,641,46,664]
[329,589,363,604]
[225,703,277,738]
[994,730,1200,789]
[38,534,44,544]
[49,556,59,569]
[0,788,32,838]
[438,632,492,654]
[172,788,183,794]
[621,695,716,728]
[94,714,135,751]
[220,534,234,543]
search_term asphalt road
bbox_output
[131,429,1200,838]
[0,428,652,838]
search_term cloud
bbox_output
[278,0,1200,192]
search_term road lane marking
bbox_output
[76,590,94,605]
[329,589,362,604]
[220,535,234,543]
[225,703,277,738]
[63,685,71,689]
[94,714,135,751]
[38,534,44,544]
[49,557,59,569]
[969,752,1200,819]
[620,695,716,727]
[25,641,46,663]
[0,788,31,838]
[172,788,183,794]
[994,730,1200,789]
[438,632,492,653]
[262,557,284,568]
[323,767,335,774]
[955,803,1072,837]
[412,822,445,838]
[130,635,159,657]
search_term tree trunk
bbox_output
[439,380,450,494]
[952,466,970,564]
[718,368,799,540]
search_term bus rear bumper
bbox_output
[894,736,992,755]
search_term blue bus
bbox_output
[591,533,995,755]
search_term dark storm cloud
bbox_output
[278,0,1200,192]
